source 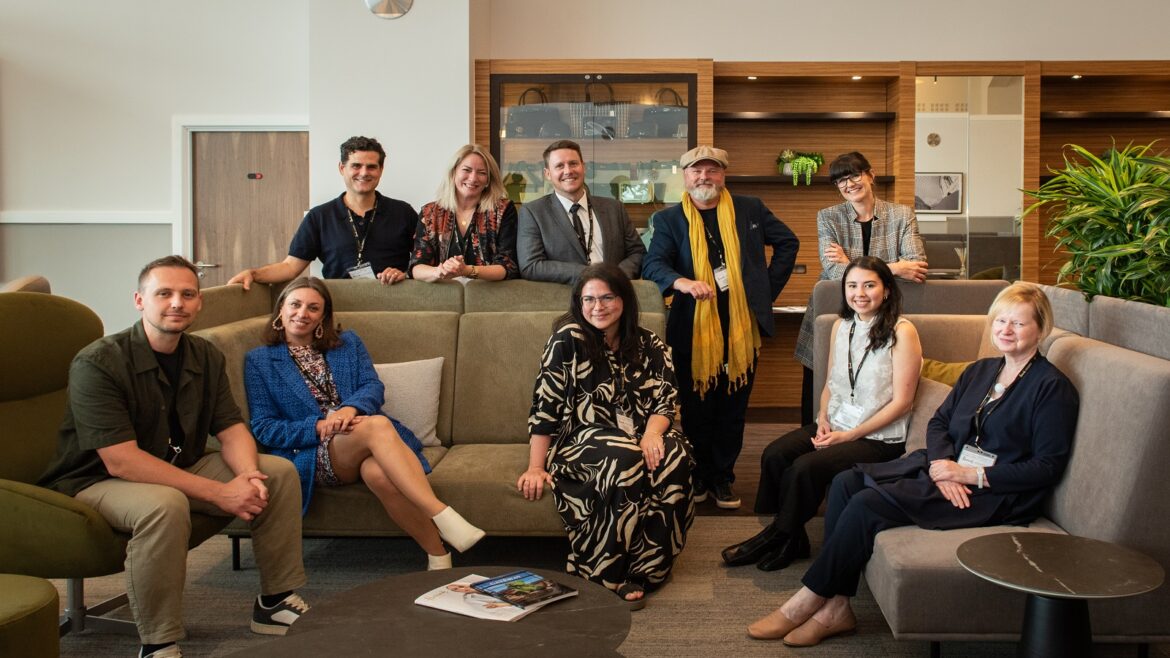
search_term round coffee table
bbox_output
[957,532,1164,658]
[234,566,631,657]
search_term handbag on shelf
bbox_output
[642,87,689,138]
[505,88,564,139]
[570,81,628,141]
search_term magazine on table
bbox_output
[414,574,567,622]
[470,570,579,609]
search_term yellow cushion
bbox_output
[921,358,973,387]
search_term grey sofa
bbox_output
[189,279,666,564]
[812,283,1170,650]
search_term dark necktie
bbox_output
[569,203,588,257]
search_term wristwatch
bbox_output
[469,265,479,279]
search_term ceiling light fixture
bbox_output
[365,0,413,19]
[852,75,862,81]
[1071,74,1083,80]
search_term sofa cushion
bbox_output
[904,377,951,454]
[1039,284,1089,336]
[1088,294,1170,360]
[374,357,444,447]
[327,279,464,313]
[920,358,972,387]
[463,279,667,315]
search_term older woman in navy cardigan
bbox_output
[244,277,484,569]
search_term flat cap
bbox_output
[680,145,729,169]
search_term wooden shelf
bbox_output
[1041,111,1170,121]
[726,175,895,185]
[715,111,895,122]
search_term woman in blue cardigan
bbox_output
[244,277,484,569]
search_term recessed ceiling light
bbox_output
[1071,74,1083,80]
[851,75,862,81]
[747,76,758,81]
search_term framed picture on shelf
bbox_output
[914,173,964,214]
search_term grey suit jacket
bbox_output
[517,193,645,284]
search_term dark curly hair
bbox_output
[839,256,902,351]
[340,136,386,167]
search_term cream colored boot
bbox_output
[427,552,453,571]
[432,506,485,553]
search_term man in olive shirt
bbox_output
[39,256,308,658]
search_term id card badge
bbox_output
[616,413,635,436]
[713,265,730,291]
[830,402,865,430]
[346,262,376,280]
[957,444,998,468]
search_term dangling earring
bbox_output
[314,323,324,339]
[272,317,284,331]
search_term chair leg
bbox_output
[232,536,241,571]
[1136,643,1149,658]
[59,578,137,637]
[929,641,941,658]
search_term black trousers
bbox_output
[801,469,913,598]
[676,356,757,486]
[754,425,905,537]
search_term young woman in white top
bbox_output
[722,256,922,572]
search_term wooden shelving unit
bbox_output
[714,111,896,121]
[725,175,895,185]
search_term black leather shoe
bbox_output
[721,526,785,566]
[757,528,811,572]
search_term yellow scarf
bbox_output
[682,188,761,398]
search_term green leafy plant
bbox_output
[776,150,824,185]
[1021,141,1170,306]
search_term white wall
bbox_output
[485,0,1170,60]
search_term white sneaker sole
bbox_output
[250,620,291,636]
[714,498,741,510]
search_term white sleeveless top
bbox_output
[825,316,910,443]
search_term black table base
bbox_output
[1019,593,1090,658]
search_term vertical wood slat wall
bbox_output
[476,59,1170,409]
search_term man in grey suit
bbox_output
[517,140,645,283]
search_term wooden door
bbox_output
[192,131,309,287]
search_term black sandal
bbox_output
[616,581,646,611]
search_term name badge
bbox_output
[616,413,635,436]
[713,265,730,291]
[830,401,865,430]
[957,444,998,468]
[346,262,376,280]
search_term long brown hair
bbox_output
[839,256,902,351]
[555,263,641,365]
[263,277,342,351]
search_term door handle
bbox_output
[193,261,220,278]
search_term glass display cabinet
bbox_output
[490,73,697,225]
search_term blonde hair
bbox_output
[435,144,506,214]
[987,282,1054,340]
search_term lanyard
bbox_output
[972,353,1037,445]
[700,215,727,268]
[444,212,478,263]
[568,202,596,260]
[846,320,871,400]
[289,347,339,410]
[605,350,635,417]
[346,199,378,264]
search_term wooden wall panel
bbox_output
[1041,78,1170,112]
[1021,62,1042,283]
[714,122,890,176]
[750,313,804,408]
[714,80,891,113]
[474,60,491,150]
[889,62,917,207]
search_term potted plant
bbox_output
[1021,141,1170,306]
[776,150,825,185]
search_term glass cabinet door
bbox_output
[491,73,697,225]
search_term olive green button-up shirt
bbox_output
[39,320,244,497]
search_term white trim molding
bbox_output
[0,210,173,225]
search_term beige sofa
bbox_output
[190,279,666,565]
[812,283,1170,650]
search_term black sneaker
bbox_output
[139,645,182,658]
[251,592,309,636]
[692,479,709,503]
[712,481,741,510]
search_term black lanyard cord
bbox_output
[846,320,871,400]
[346,199,378,264]
[972,353,1038,446]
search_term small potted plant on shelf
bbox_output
[776,150,825,185]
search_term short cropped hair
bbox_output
[987,282,1054,341]
[828,151,873,185]
[138,255,200,290]
[542,140,584,168]
[340,136,386,167]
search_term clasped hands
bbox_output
[217,470,269,522]
[377,267,407,285]
[316,406,365,441]
[812,417,855,449]
[929,459,976,509]
[435,255,471,281]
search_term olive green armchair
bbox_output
[0,292,226,637]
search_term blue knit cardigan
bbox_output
[244,330,430,514]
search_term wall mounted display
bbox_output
[914,172,964,214]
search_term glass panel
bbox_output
[493,74,696,219]
[915,76,1024,280]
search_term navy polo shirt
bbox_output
[287,191,418,278]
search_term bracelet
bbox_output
[976,467,986,489]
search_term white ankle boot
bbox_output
[432,506,485,553]
[427,552,453,570]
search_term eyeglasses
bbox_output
[833,173,866,189]
[581,294,619,306]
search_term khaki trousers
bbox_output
[76,453,306,644]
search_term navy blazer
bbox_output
[642,194,799,352]
[244,331,429,513]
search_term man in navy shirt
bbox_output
[230,136,417,288]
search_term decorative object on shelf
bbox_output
[642,88,689,138]
[914,172,963,213]
[505,88,564,139]
[1021,142,1170,306]
[776,150,824,185]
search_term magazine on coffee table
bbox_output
[471,570,579,609]
[414,574,557,622]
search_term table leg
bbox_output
[1018,594,1090,658]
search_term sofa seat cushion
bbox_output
[427,444,564,536]
[864,519,1064,640]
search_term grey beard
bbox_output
[687,185,721,203]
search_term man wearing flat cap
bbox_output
[643,145,799,510]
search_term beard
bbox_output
[687,183,721,203]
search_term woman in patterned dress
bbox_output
[409,144,518,282]
[517,263,694,609]
[244,277,484,570]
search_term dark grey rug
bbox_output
[53,516,1167,657]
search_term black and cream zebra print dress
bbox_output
[529,322,694,591]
